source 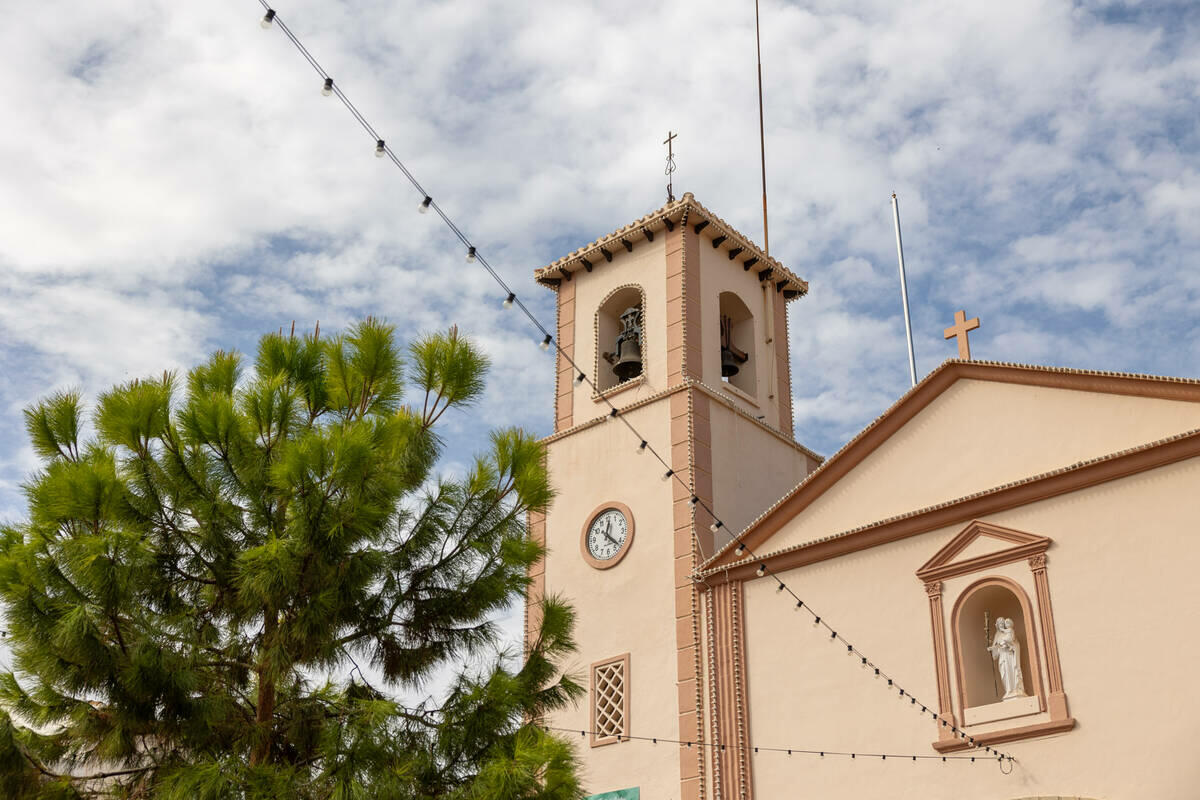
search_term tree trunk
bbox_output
[249,609,277,766]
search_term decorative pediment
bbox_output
[917,520,1050,583]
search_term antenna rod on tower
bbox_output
[755,0,769,255]
[891,193,919,388]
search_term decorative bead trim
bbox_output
[705,358,1200,567]
[590,283,648,399]
[538,378,822,464]
[533,192,808,300]
[699,425,1200,577]
[679,385,708,798]
[704,586,723,798]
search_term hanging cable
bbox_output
[252,0,1013,763]
[538,726,1006,765]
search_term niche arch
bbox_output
[718,291,756,397]
[950,575,1045,720]
[916,520,1075,752]
[594,284,646,393]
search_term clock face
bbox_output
[586,509,629,562]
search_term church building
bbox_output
[525,192,1200,800]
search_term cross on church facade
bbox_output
[944,309,980,360]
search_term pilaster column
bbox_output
[924,581,956,738]
[1029,553,1069,719]
[708,580,754,800]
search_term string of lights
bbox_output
[253,1,1014,765]
[540,725,1008,767]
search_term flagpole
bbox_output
[891,193,918,387]
[755,0,769,255]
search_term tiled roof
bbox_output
[533,192,808,299]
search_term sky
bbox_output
[1,0,1198,681]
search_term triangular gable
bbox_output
[706,360,1200,570]
[916,520,1049,582]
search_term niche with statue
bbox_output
[596,286,645,392]
[952,578,1042,725]
[718,292,755,397]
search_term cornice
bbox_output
[699,427,1200,583]
[704,359,1200,568]
[532,192,808,300]
[539,378,822,462]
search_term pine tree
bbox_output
[0,319,583,799]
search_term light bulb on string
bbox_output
[419,196,432,214]
[755,564,766,577]
[466,246,477,262]
[238,9,1010,768]
[637,440,648,455]
[710,520,723,534]
[375,139,386,157]
[607,408,619,422]
[574,372,586,387]
[734,542,746,555]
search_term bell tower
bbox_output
[526,193,821,799]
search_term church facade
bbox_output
[525,193,1200,800]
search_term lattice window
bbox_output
[590,653,630,746]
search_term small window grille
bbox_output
[591,653,630,746]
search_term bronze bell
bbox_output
[719,314,748,378]
[721,346,740,378]
[612,306,643,382]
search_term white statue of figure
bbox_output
[987,617,1027,700]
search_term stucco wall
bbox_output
[742,455,1200,800]
[708,400,816,538]
[696,238,788,431]
[764,379,1200,554]
[540,402,682,798]
[567,237,668,423]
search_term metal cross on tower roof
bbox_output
[663,131,678,203]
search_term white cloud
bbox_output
[1,0,1199,677]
